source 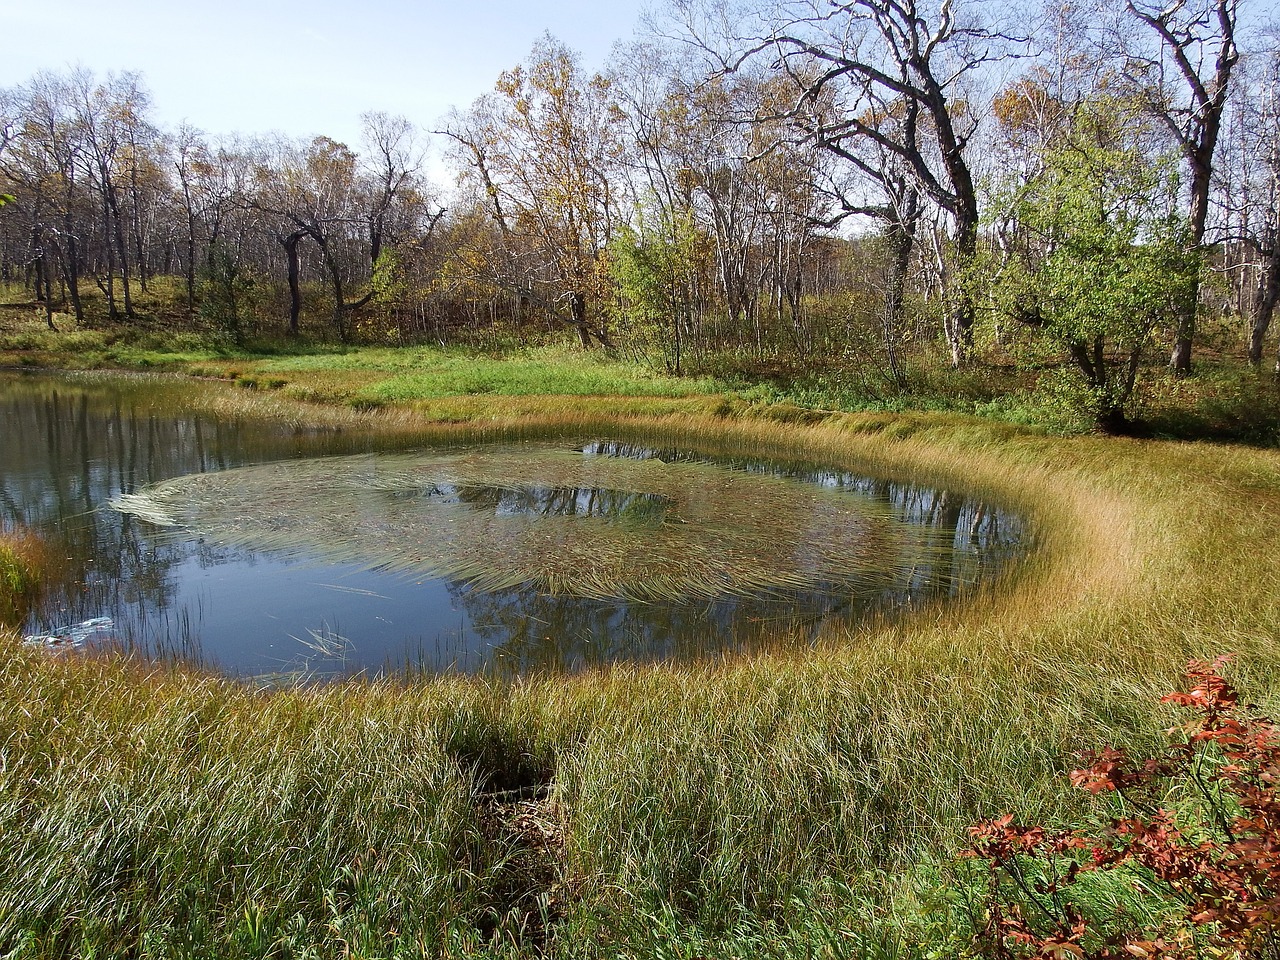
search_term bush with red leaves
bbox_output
[967,656,1280,959]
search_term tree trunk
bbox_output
[1249,245,1280,366]
[671,279,683,376]
[178,172,197,318]
[882,190,920,390]
[30,222,46,304]
[1168,157,1215,375]
[101,188,119,321]
[1158,0,1237,374]
[570,291,592,348]
[129,162,149,293]
[185,219,197,319]
[946,214,979,366]
[283,229,305,335]
[369,215,384,274]
[32,227,56,330]
[63,210,84,324]
[107,182,134,318]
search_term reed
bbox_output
[2,384,1279,957]
[0,527,53,627]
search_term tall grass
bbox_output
[0,528,52,627]
[2,386,1280,956]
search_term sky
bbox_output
[2,0,653,177]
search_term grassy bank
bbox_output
[0,319,740,407]
[8,302,1280,444]
[2,366,1279,957]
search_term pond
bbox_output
[1,371,1027,679]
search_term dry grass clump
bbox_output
[0,527,55,627]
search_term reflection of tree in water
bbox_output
[446,581,833,676]
[0,376,361,655]
[582,440,1025,598]
[824,477,1024,596]
[446,538,999,677]
[1,375,1029,677]
[425,483,671,525]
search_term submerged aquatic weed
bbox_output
[110,444,957,603]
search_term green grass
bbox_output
[2,379,1280,957]
[0,324,241,371]
[254,344,732,407]
[8,296,1280,444]
[0,312,737,409]
[5,299,1280,954]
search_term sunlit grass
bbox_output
[0,527,53,627]
[2,372,1280,955]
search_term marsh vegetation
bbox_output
[5,372,1022,678]
[2,0,1280,954]
[1,363,1278,957]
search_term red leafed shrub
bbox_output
[967,656,1280,959]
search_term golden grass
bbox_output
[0,527,55,628]
[3,378,1280,955]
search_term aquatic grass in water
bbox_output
[8,373,1023,678]
[110,444,952,604]
[0,528,54,627]
[4,389,1280,956]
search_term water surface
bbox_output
[2,372,1025,678]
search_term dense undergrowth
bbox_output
[6,281,1280,445]
[969,656,1280,958]
[3,301,1280,956]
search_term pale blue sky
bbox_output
[3,0,651,150]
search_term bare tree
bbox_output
[673,0,1028,364]
[800,85,924,387]
[1118,0,1240,373]
[440,35,623,348]
[359,112,440,270]
[248,136,376,339]
[170,124,207,316]
[1,71,89,324]
[70,69,152,320]
[1222,39,1280,368]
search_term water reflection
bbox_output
[1,373,380,668]
[581,440,1022,586]
[418,484,673,525]
[2,372,1027,679]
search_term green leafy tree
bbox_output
[198,242,255,345]
[980,102,1197,432]
[608,205,705,374]
[362,247,410,343]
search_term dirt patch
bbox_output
[474,785,575,955]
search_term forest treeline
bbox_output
[1,0,1276,429]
